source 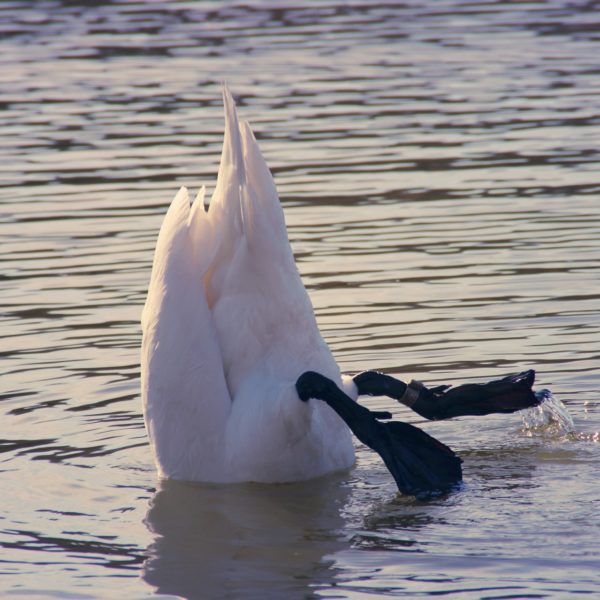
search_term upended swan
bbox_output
[141,87,541,496]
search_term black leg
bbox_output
[296,372,462,497]
[353,369,541,421]
[353,370,409,401]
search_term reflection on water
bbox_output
[143,477,351,599]
[1,0,600,597]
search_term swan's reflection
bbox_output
[143,475,351,599]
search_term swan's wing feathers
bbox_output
[188,186,218,269]
[142,187,231,481]
[142,186,191,311]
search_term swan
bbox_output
[141,87,542,495]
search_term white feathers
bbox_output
[141,86,355,483]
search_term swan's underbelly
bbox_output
[223,372,355,482]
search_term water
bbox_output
[522,391,576,437]
[1,0,600,597]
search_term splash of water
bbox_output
[521,390,576,438]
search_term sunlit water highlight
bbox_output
[1,1,600,598]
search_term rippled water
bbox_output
[2,1,600,598]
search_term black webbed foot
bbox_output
[413,370,540,420]
[354,369,541,421]
[295,371,463,496]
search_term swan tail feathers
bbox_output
[208,88,297,274]
[239,120,294,267]
[221,84,245,184]
[209,85,246,237]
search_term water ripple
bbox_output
[1,0,599,598]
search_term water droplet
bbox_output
[521,390,576,438]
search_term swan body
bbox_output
[142,88,542,495]
[141,87,355,483]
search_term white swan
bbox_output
[141,87,355,484]
[141,87,541,494]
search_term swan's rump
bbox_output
[141,88,355,483]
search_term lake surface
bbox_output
[1,1,600,598]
